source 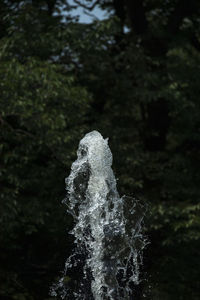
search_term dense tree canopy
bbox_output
[0,1,200,299]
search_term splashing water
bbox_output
[51,131,147,299]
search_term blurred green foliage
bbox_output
[0,0,200,299]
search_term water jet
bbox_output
[51,131,147,299]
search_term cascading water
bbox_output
[51,131,147,299]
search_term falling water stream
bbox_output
[51,131,147,299]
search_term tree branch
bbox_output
[124,0,148,34]
[73,0,99,11]
[83,9,100,20]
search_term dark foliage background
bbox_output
[0,0,200,299]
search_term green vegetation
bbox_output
[0,1,200,299]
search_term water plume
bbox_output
[51,131,147,299]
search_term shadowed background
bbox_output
[0,1,200,299]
